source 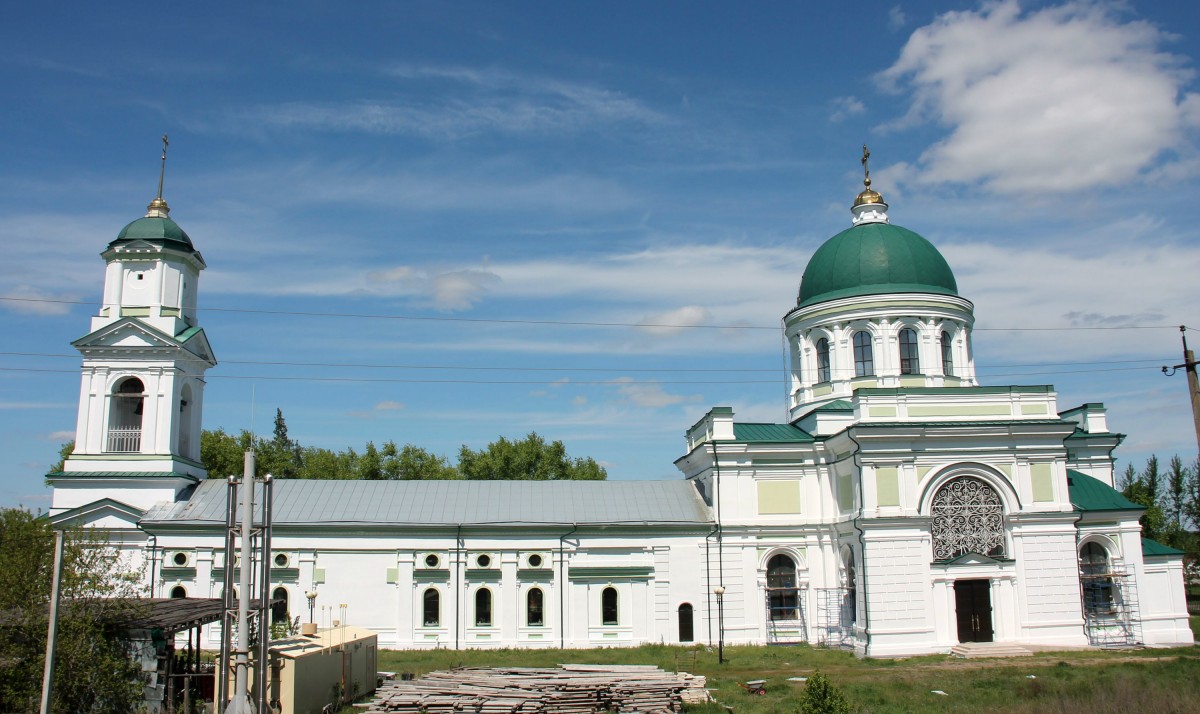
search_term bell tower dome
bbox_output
[50,137,217,513]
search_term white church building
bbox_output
[47,160,1194,657]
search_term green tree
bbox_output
[457,432,606,480]
[799,671,851,714]
[0,508,144,713]
[358,441,384,480]
[1122,456,1166,542]
[260,408,303,479]
[49,440,75,473]
[390,442,459,480]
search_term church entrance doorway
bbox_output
[954,579,993,643]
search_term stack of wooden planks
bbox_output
[363,664,709,714]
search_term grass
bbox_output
[355,642,1200,714]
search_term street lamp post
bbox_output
[305,590,317,623]
[713,585,726,664]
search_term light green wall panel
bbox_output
[918,466,933,482]
[899,376,926,388]
[837,474,853,510]
[1031,463,1054,502]
[868,406,897,418]
[996,463,1013,478]
[386,567,398,584]
[757,480,802,515]
[908,404,1011,417]
[813,385,833,396]
[120,306,151,317]
[1020,403,1050,415]
[876,468,900,507]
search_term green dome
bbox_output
[110,216,194,251]
[797,222,957,308]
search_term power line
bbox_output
[0,295,1186,333]
[0,364,1169,386]
[0,351,1174,373]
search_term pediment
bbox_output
[176,327,216,364]
[49,498,145,530]
[73,318,182,352]
[939,552,1009,567]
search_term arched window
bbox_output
[107,377,145,452]
[1080,542,1115,615]
[271,587,289,625]
[898,328,920,375]
[815,338,831,383]
[170,585,187,599]
[423,588,440,627]
[766,554,799,621]
[474,588,492,627]
[853,332,874,377]
[931,477,1005,560]
[601,587,619,625]
[940,331,954,377]
[842,551,857,626]
[526,588,544,627]
[678,603,694,642]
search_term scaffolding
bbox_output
[764,586,808,644]
[1080,569,1142,648]
[813,587,855,649]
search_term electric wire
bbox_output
[0,295,1188,333]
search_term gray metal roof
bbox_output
[141,479,713,528]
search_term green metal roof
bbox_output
[811,399,854,412]
[797,222,958,308]
[732,423,816,442]
[1067,470,1142,512]
[110,216,195,251]
[1141,537,1185,557]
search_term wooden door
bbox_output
[954,579,993,643]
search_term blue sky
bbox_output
[3,1,1200,508]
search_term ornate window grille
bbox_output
[931,477,1005,560]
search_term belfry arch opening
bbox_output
[107,377,144,453]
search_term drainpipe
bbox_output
[709,442,725,646]
[455,525,462,651]
[559,524,577,649]
[847,430,871,655]
[703,525,718,644]
[143,531,159,598]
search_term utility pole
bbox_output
[225,450,257,714]
[1163,325,1200,458]
[39,529,65,714]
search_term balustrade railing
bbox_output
[106,427,142,453]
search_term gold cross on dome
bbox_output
[861,144,871,188]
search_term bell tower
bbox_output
[50,137,217,514]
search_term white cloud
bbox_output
[0,286,75,315]
[878,0,1200,194]
[46,430,75,441]
[609,377,702,409]
[829,96,866,122]
[216,65,666,141]
[373,401,405,411]
[637,306,713,335]
[888,5,907,31]
[432,270,502,311]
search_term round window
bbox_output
[274,553,288,567]
[425,554,440,568]
[527,554,543,568]
[476,554,492,568]
[172,552,188,566]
